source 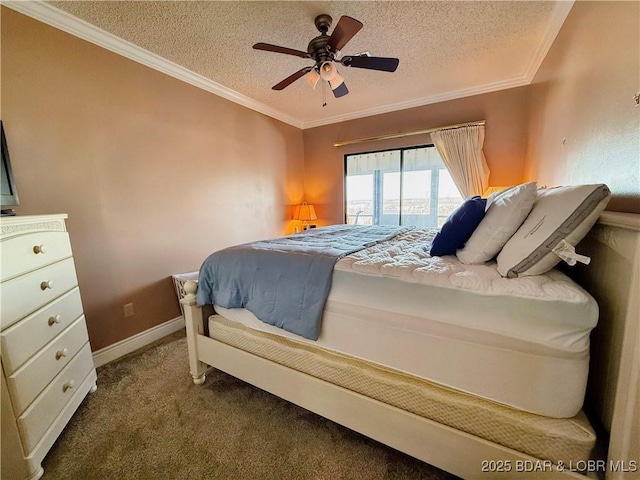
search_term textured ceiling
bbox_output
[40,1,569,128]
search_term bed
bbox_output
[181,210,639,480]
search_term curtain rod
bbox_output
[333,120,485,147]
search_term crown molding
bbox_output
[301,73,531,129]
[522,0,575,82]
[3,0,304,129]
[4,0,573,131]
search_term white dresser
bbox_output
[1,214,97,480]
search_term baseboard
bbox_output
[92,316,185,368]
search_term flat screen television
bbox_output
[1,121,20,215]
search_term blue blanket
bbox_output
[197,225,407,340]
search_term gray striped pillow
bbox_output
[496,184,611,277]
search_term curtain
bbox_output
[430,125,490,197]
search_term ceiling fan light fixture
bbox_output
[319,61,337,81]
[304,69,320,89]
[328,72,345,91]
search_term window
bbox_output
[345,145,463,227]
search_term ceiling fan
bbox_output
[253,14,399,99]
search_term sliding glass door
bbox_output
[345,145,463,227]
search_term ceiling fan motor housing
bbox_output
[307,36,332,64]
[314,14,332,33]
[307,14,334,64]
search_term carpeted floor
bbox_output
[42,331,459,479]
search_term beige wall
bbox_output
[303,87,530,225]
[1,8,305,350]
[525,1,640,213]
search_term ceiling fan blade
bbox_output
[340,56,399,72]
[327,16,363,52]
[332,81,349,98]
[253,42,310,59]
[272,67,313,90]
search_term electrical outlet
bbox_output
[123,303,134,318]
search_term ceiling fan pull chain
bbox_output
[322,80,327,107]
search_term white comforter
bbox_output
[336,228,591,304]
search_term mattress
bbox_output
[207,314,596,465]
[214,228,599,418]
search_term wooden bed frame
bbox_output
[181,212,639,480]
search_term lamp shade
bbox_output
[319,61,337,81]
[304,69,320,89]
[294,202,317,221]
[328,72,344,91]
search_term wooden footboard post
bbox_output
[181,280,209,385]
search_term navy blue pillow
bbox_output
[430,196,487,256]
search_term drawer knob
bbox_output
[33,244,47,254]
[56,348,69,360]
[41,280,54,290]
[48,315,62,326]
[62,380,75,392]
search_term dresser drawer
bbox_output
[7,318,90,415]
[17,344,94,454]
[1,258,78,330]
[1,288,84,374]
[1,231,72,281]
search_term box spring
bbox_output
[208,314,596,465]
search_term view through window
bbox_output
[345,146,463,227]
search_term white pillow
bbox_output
[497,184,611,277]
[457,182,537,264]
